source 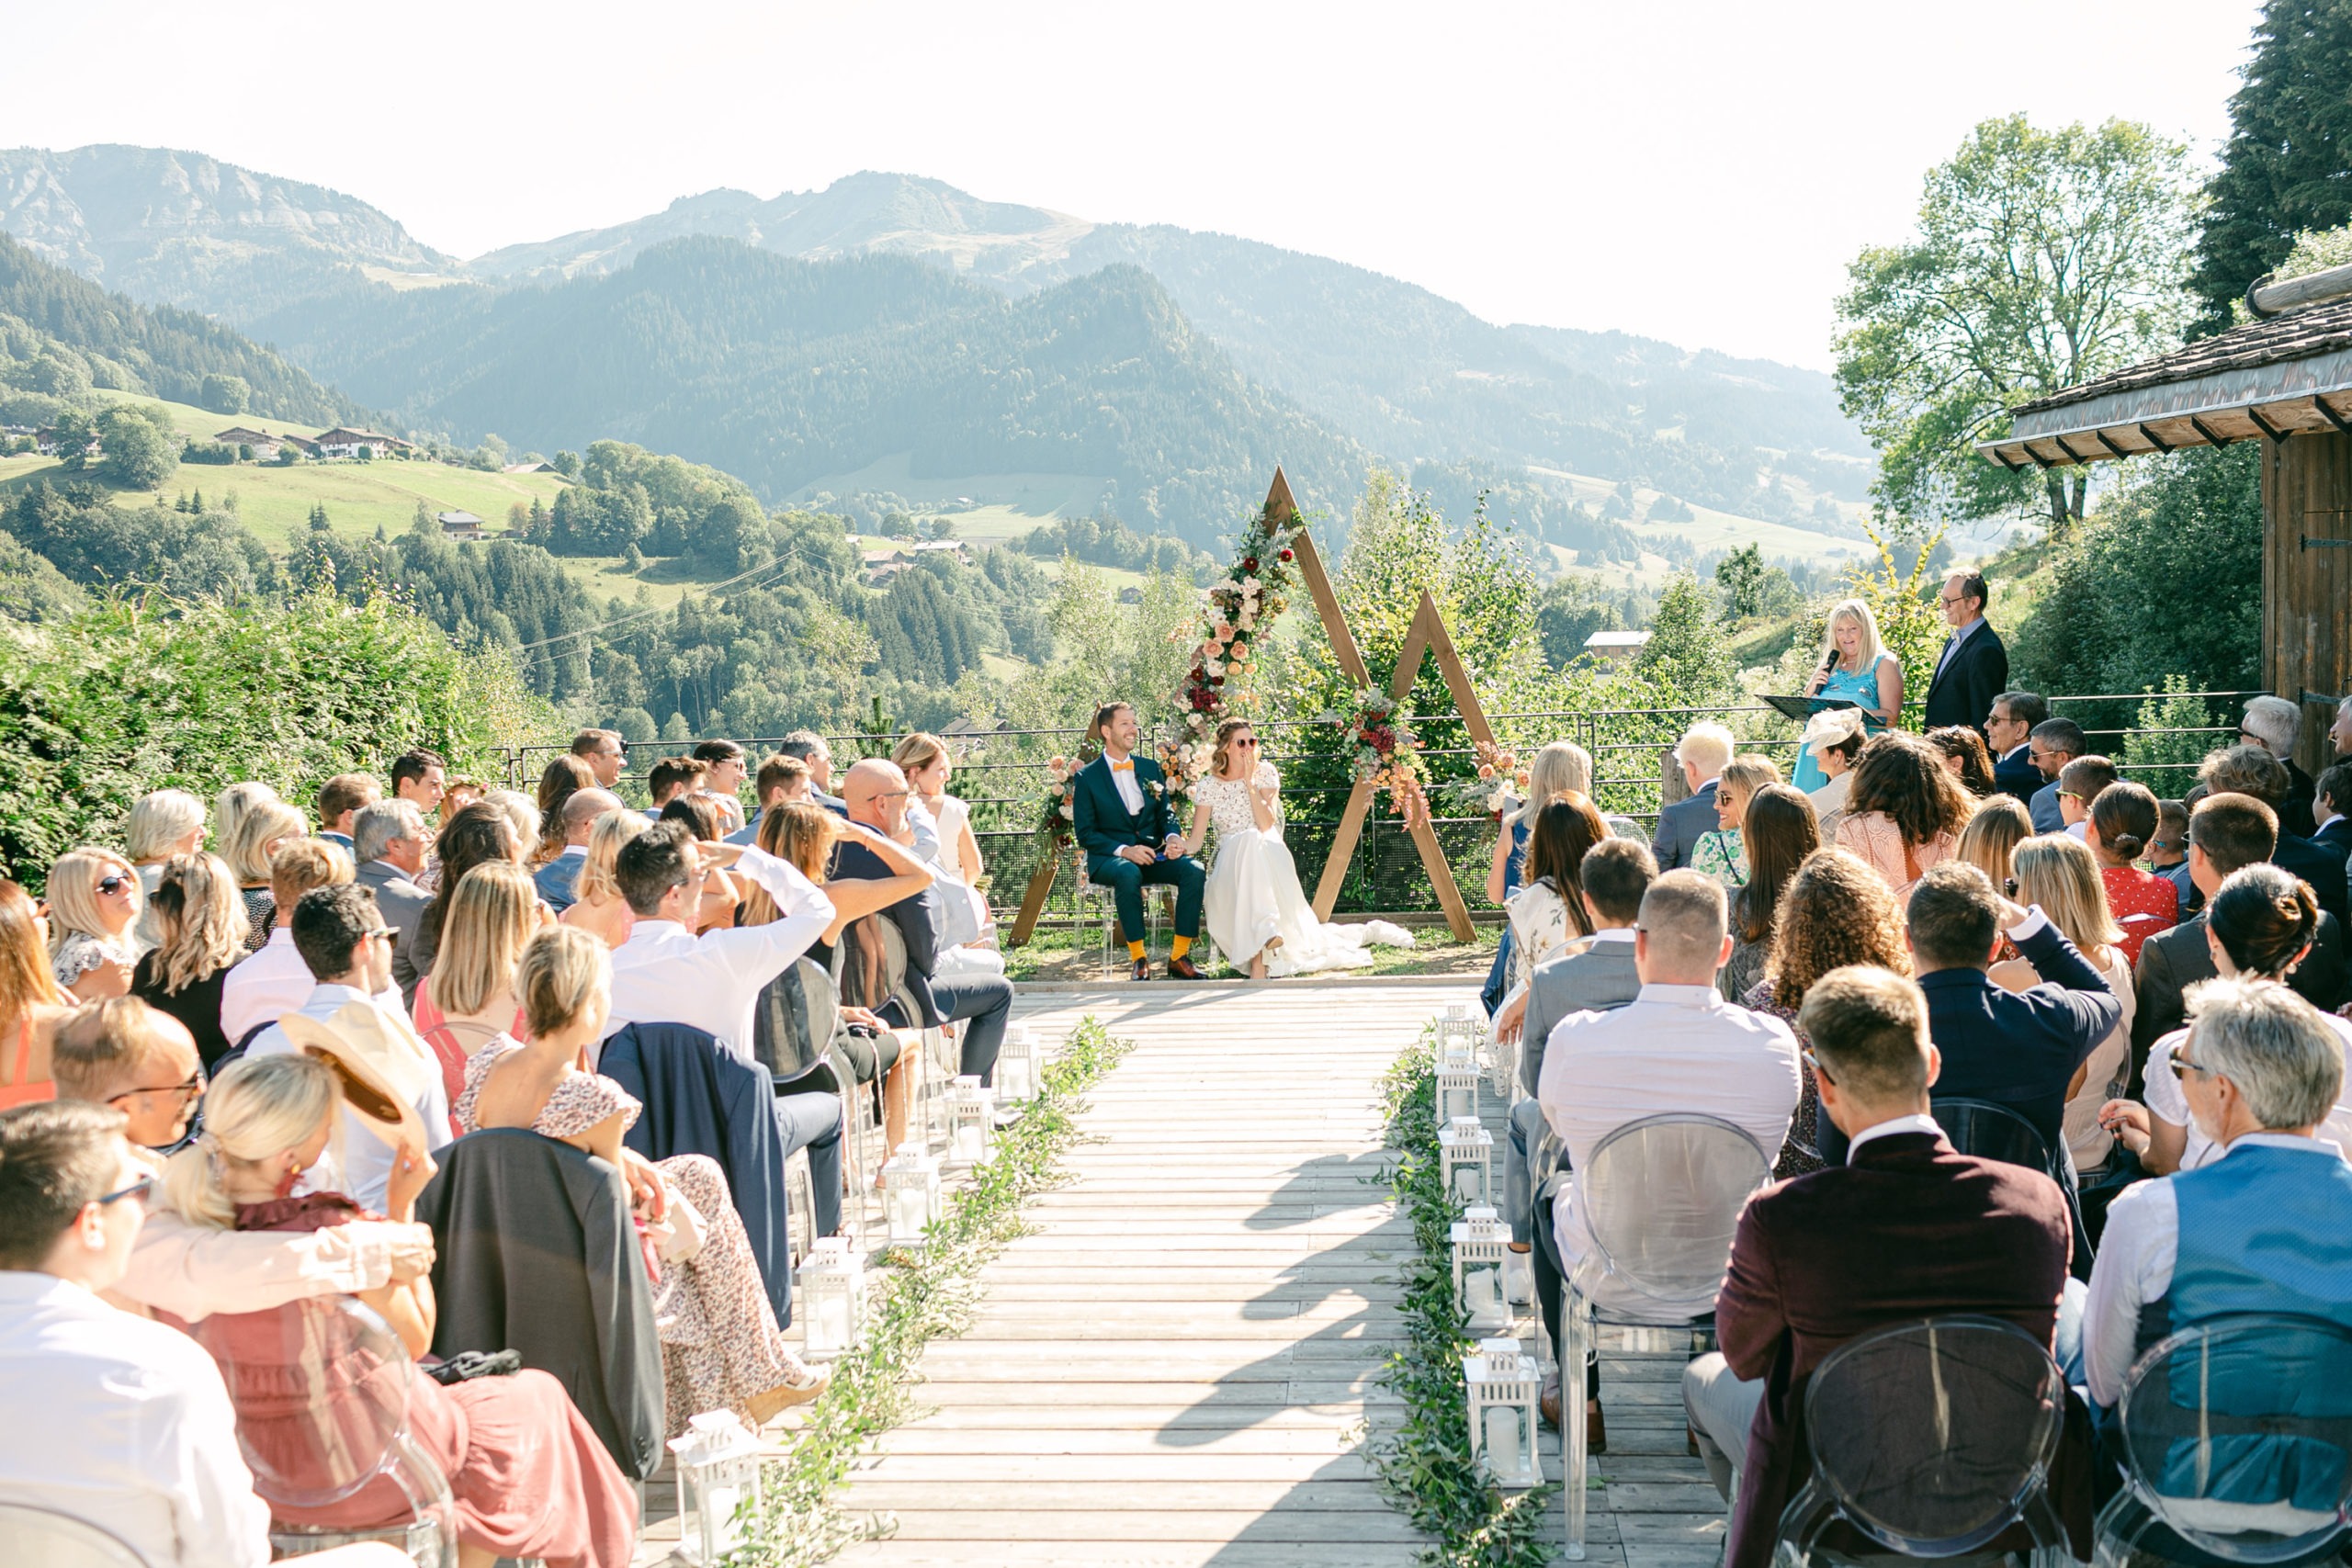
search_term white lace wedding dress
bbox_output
[1195,764,1410,976]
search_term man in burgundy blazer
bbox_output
[1682,965,2079,1568]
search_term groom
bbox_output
[1073,702,1208,980]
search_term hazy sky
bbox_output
[5,1,2260,368]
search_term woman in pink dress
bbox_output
[411,861,537,1115]
[1833,734,1972,898]
[157,1053,638,1568]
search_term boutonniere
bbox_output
[1145,778,1165,798]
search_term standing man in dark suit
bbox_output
[1920,570,2007,736]
[1071,702,1207,981]
[2311,761,2352,882]
[2239,695,2318,839]
[1651,722,1734,873]
[1985,691,2048,805]
[2132,794,2351,1094]
[1682,965,2075,1568]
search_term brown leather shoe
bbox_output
[1130,957,1151,981]
[1166,955,1208,980]
[1538,1371,1562,1432]
[1586,1399,1607,1455]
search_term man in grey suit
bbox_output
[1493,836,1654,1428]
[1651,722,1735,872]
[352,799,435,1007]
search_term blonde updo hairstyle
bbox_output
[892,732,948,787]
[515,924,611,1041]
[161,1054,340,1231]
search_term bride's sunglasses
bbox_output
[1233,737,1259,749]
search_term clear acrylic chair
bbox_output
[1560,1111,1771,1559]
[1779,1315,2072,1567]
[1932,1097,2094,1272]
[0,1502,150,1567]
[2097,1313,2352,1568]
[192,1294,459,1568]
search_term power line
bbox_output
[505,536,866,671]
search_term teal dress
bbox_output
[1792,655,1894,792]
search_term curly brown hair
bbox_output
[1846,734,1973,848]
[1925,726,1996,798]
[1764,847,1911,1011]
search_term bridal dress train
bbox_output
[1195,766,1413,976]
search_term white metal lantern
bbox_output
[996,1022,1037,1103]
[668,1408,765,1562]
[1438,1115,1495,1208]
[1435,1052,1482,1125]
[946,1075,996,1166]
[799,1235,865,1359]
[1450,1204,1510,1333]
[883,1140,943,1247]
[1464,1337,1544,1488]
[1486,1018,1516,1098]
[1442,1001,1473,1050]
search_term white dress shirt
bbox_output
[0,1271,271,1566]
[2141,1018,2352,1174]
[1105,755,1146,816]
[216,926,312,1045]
[2082,1133,2346,1407]
[1539,982,1802,1301]
[1846,1111,1944,1162]
[247,984,453,1212]
[602,845,836,1066]
[114,1209,401,1324]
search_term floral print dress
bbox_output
[455,1042,806,1437]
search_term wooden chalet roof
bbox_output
[1978,296,2352,469]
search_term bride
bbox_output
[1181,719,1409,979]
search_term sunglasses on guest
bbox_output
[96,874,133,897]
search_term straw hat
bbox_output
[277,1001,435,1151]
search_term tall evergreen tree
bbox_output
[2189,0,2352,335]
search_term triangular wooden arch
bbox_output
[1008,468,1487,946]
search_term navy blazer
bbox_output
[1992,744,2041,807]
[1921,621,2008,734]
[2029,780,2066,834]
[600,1021,795,1327]
[1821,920,2118,1164]
[1071,753,1176,864]
[2276,829,2352,930]
[1651,779,1719,873]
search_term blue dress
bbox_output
[1791,655,1894,793]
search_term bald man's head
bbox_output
[841,759,910,834]
[562,788,623,844]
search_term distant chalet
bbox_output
[435,510,486,541]
[313,427,414,459]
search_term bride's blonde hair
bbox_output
[1213,719,1255,778]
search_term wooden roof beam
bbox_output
[2313,396,2352,437]
[2051,434,2094,463]
[2135,422,2174,454]
[2246,404,2292,445]
[2093,429,2135,462]
[2187,413,2234,448]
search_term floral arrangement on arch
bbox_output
[1341,688,1431,830]
[1435,739,1525,819]
[1157,503,1303,789]
[1035,746,1099,845]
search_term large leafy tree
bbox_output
[1834,116,2199,535]
[2189,1,2352,336]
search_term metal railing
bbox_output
[490,690,2256,921]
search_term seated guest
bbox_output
[691,738,750,836]
[1743,848,1914,1179]
[775,728,847,812]
[571,727,627,790]
[2103,864,2352,1174]
[1799,708,1866,839]
[1835,734,1971,897]
[127,787,207,955]
[2027,718,2085,833]
[0,1100,412,1568]
[52,998,204,1150]
[0,882,71,1110]
[1987,690,2049,804]
[2312,761,2352,864]
[2083,978,2352,1417]
[835,760,1016,1082]
[2199,742,2348,928]
[1988,836,2135,1181]
[460,926,829,1423]
[223,795,309,953]
[1720,784,1818,1002]
[2150,797,2196,912]
[46,845,141,1002]
[536,787,623,913]
[130,852,246,1070]
[218,839,360,1050]
[1502,795,1607,1006]
[161,1055,639,1566]
[1823,861,2118,1167]
[560,808,647,951]
[442,775,486,818]
[1927,724,1996,798]
[602,819,837,1064]
[533,753,597,866]
[1692,756,1781,890]
[1682,967,2073,1568]
[2240,693,2317,838]
[898,731,985,888]
[314,773,379,855]
[1954,793,2033,893]
[404,803,524,1000]
[1652,722,1734,873]
[390,748,448,829]
[244,885,452,1212]
[644,755,708,820]
[2086,781,2177,965]
[723,753,813,846]
[412,861,537,1111]
[660,795,742,931]
[1538,870,1802,1450]
[2133,794,2349,1077]
[351,800,433,1003]
[2055,754,2119,842]
[483,790,541,862]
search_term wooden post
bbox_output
[1007,848,1062,948]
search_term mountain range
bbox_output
[0,145,1872,545]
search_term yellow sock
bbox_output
[1128,940,1147,961]
[1170,935,1193,960]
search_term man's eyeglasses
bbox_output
[1939,593,1969,608]
[1803,1051,1838,1087]
[107,1072,204,1109]
[2170,1052,2215,1082]
[95,874,132,897]
[2058,789,2088,803]
[95,1176,153,1209]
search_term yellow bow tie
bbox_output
[1110,761,1135,772]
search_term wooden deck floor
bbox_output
[639,978,1729,1565]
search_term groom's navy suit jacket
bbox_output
[1072,754,1177,870]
